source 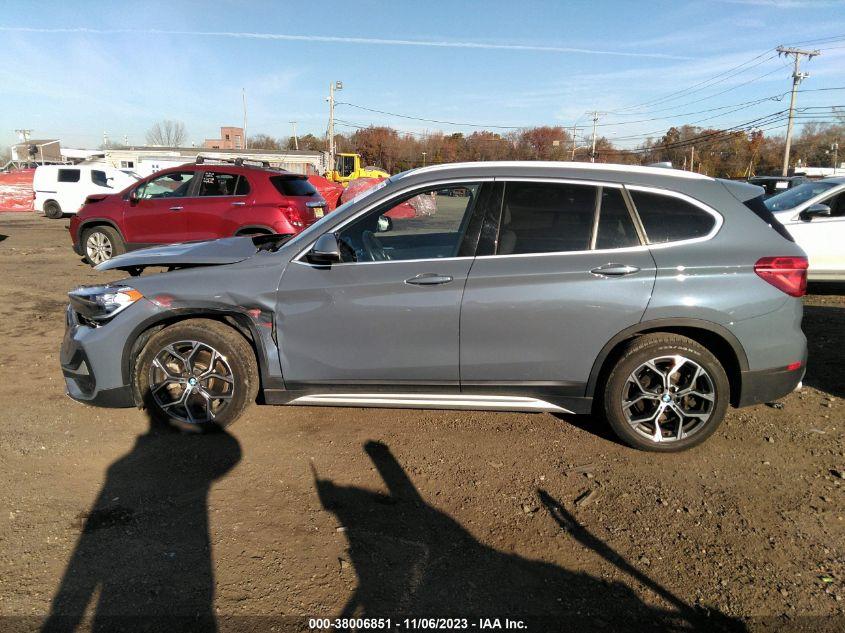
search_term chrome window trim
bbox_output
[290,178,723,266]
[291,177,493,264]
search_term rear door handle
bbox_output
[590,263,640,276]
[168,205,183,211]
[405,273,454,286]
[231,201,246,207]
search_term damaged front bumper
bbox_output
[60,305,137,408]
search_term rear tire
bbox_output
[602,333,729,452]
[82,226,125,265]
[44,201,62,219]
[134,319,259,432]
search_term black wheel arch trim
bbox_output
[121,306,283,405]
[586,317,750,400]
[77,218,125,245]
[235,225,274,235]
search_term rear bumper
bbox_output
[737,363,805,407]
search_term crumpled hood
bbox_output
[95,236,261,272]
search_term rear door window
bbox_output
[58,169,80,183]
[498,182,598,254]
[629,189,716,244]
[199,171,242,196]
[595,188,640,249]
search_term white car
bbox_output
[765,177,845,281]
[33,164,139,219]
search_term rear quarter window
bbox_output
[271,176,317,197]
[629,190,716,244]
[58,169,80,183]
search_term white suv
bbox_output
[33,164,139,219]
[764,176,845,281]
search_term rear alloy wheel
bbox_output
[83,226,125,265]
[135,319,259,431]
[44,201,63,219]
[603,334,729,452]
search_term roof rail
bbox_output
[195,155,271,168]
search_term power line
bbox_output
[609,49,780,113]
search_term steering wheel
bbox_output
[362,230,391,261]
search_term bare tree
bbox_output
[145,120,187,147]
[248,134,281,150]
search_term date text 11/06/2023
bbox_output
[308,618,528,630]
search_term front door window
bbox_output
[336,184,480,262]
[137,171,196,199]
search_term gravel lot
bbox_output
[0,213,843,632]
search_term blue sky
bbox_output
[1,0,844,150]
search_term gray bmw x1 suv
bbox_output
[61,162,808,451]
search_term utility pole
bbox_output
[327,80,343,171]
[242,88,248,150]
[15,129,32,144]
[290,121,299,150]
[421,151,427,167]
[690,145,695,172]
[589,111,600,163]
[832,141,839,173]
[123,134,128,147]
[103,131,109,149]
[777,46,820,177]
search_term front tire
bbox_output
[134,319,259,432]
[82,226,125,265]
[602,334,729,452]
[44,201,63,219]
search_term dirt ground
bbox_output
[0,213,843,632]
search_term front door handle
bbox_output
[405,273,454,286]
[590,263,640,276]
[169,205,184,211]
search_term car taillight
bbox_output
[280,204,305,229]
[754,256,808,297]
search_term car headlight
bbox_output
[68,285,144,322]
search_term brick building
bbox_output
[203,126,244,150]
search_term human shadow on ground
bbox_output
[314,440,745,632]
[40,415,241,633]
[802,303,845,399]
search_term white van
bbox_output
[33,165,139,218]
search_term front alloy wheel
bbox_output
[85,231,113,264]
[135,319,259,431]
[148,340,235,425]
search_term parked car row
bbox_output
[62,161,809,452]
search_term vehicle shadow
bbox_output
[802,303,845,399]
[313,440,745,631]
[40,414,241,633]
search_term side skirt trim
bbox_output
[287,392,572,413]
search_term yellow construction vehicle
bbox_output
[326,153,389,186]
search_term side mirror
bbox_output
[308,233,342,265]
[799,203,831,221]
[128,187,140,205]
[377,214,393,232]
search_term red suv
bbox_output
[70,158,327,265]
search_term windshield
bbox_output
[282,178,390,249]
[764,180,838,212]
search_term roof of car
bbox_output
[821,175,845,184]
[396,161,713,182]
